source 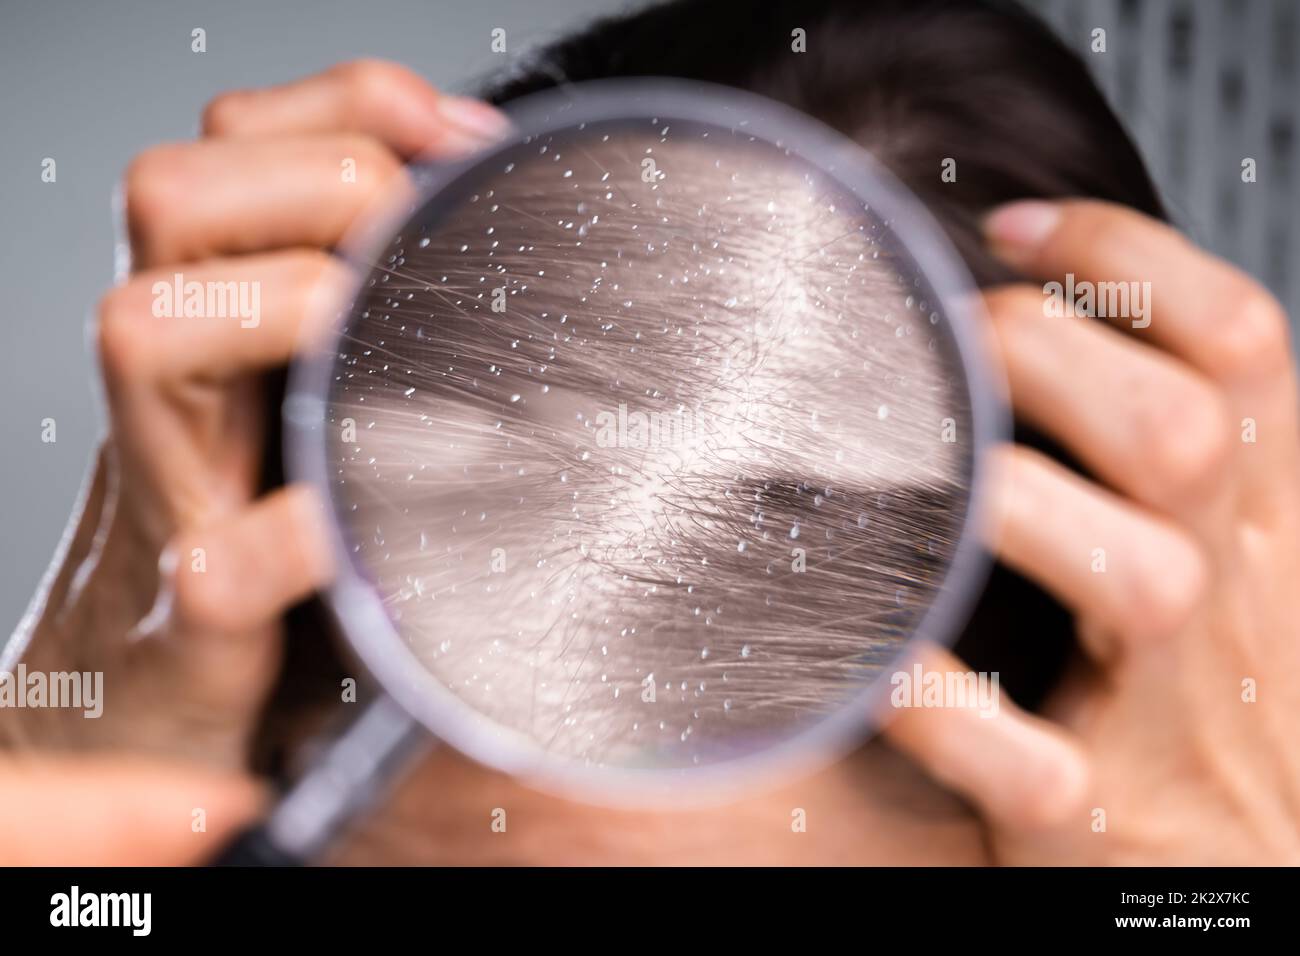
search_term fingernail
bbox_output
[435,95,511,143]
[983,200,1061,251]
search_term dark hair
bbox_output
[480,0,1167,708]
[486,0,1164,279]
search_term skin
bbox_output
[2,60,1298,865]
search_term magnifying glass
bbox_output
[214,78,1006,865]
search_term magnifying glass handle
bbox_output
[210,824,307,867]
[210,694,428,866]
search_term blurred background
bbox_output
[1,0,1297,631]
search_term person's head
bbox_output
[473,0,1167,708]
[268,0,1166,855]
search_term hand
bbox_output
[885,199,1300,863]
[5,61,509,767]
[0,753,261,865]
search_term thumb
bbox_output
[0,754,265,865]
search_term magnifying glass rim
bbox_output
[285,76,1009,807]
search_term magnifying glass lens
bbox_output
[323,112,980,774]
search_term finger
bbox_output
[985,199,1299,516]
[99,249,351,387]
[168,484,335,635]
[124,134,410,269]
[991,444,1210,653]
[202,58,509,159]
[0,754,263,865]
[882,645,1091,832]
[986,285,1235,532]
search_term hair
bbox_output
[485,0,1165,278]
[479,0,1168,712]
[256,0,1168,774]
[329,125,972,766]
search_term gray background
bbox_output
[1,0,1297,631]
